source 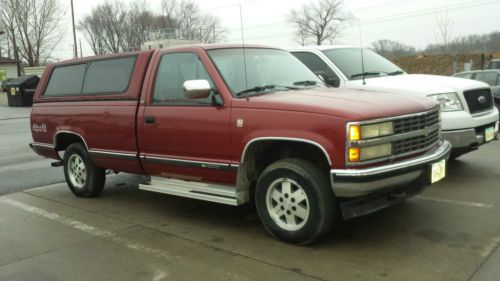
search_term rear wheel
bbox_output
[255,158,335,245]
[63,143,105,197]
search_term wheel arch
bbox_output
[238,137,333,187]
[54,130,89,152]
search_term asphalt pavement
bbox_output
[0,106,65,195]
[0,105,499,281]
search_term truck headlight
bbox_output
[348,122,394,141]
[428,93,463,112]
[360,143,392,161]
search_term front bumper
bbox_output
[330,140,452,198]
[442,121,499,148]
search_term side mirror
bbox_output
[183,80,211,99]
[326,77,340,87]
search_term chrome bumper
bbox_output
[442,121,499,148]
[330,140,452,198]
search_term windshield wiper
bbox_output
[236,85,298,97]
[350,71,385,79]
[293,80,318,86]
[388,70,404,76]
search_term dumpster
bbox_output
[7,75,40,107]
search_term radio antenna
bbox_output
[239,4,249,89]
[358,18,366,85]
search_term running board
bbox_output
[139,177,247,206]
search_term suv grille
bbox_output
[464,89,493,114]
[394,110,440,134]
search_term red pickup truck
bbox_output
[30,45,451,244]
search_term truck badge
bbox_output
[32,123,47,133]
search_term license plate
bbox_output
[485,127,495,142]
[10,88,16,96]
[431,159,446,184]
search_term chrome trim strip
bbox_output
[31,142,55,149]
[332,140,451,178]
[143,155,231,170]
[53,130,89,150]
[241,137,332,165]
[349,123,440,148]
[88,150,137,160]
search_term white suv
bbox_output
[289,45,499,158]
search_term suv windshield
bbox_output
[322,48,405,80]
[207,48,324,96]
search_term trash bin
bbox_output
[7,75,40,107]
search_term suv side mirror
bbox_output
[183,80,211,99]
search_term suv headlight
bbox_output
[428,93,463,112]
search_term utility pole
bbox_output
[71,0,78,59]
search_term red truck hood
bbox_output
[232,87,438,121]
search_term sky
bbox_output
[52,0,500,61]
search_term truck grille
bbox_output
[464,88,493,114]
[394,110,440,134]
[394,129,439,155]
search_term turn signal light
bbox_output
[348,125,361,141]
[348,147,360,162]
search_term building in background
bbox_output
[24,66,46,77]
[0,57,18,82]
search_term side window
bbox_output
[82,57,136,94]
[455,73,473,79]
[44,64,86,96]
[292,52,340,87]
[475,72,498,86]
[153,53,214,105]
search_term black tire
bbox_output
[63,142,105,198]
[255,158,335,245]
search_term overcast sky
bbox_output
[53,0,500,60]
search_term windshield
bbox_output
[207,48,324,96]
[322,48,405,80]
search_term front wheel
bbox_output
[255,158,335,245]
[63,143,106,197]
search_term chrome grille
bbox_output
[394,110,440,134]
[393,110,440,155]
[394,130,439,155]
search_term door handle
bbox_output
[145,116,156,124]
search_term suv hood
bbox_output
[345,74,489,95]
[232,87,438,121]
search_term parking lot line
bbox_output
[415,196,495,208]
[0,197,176,261]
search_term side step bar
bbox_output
[139,177,247,206]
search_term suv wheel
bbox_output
[63,143,105,197]
[255,158,335,245]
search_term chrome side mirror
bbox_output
[183,80,211,99]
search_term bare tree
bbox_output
[80,0,223,55]
[167,0,225,43]
[434,8,454,54]
[0,0,64,67]
[371,39,417,59]
[288,0,350,46]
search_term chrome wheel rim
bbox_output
[68,154,87,189]
[265,178,310,231]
